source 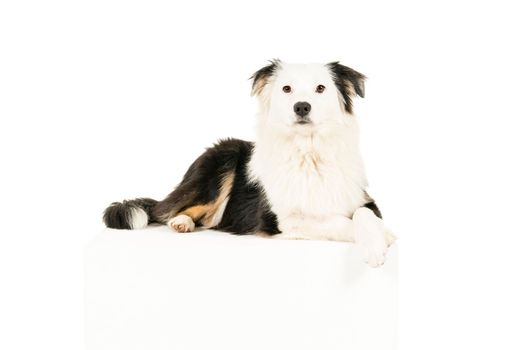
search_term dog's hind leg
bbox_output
[154,170,234,233]
[151,140,242,233]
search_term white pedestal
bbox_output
[85,226,397,350]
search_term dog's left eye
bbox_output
[316,85,325,93]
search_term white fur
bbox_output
[168,215,195,233]
[353,207,389,267]
[249,62,393,266]
[249,117,367,218]
[275,214,356,242]
[129,207,148,229]
[205,195,230,228]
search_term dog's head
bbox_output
[251,60,366,133]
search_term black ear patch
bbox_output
[250,59,281,96]
[327,62,366,114]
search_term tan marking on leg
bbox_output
[171,172,235,228]
[200,172,234,227]
[179,204,211,222]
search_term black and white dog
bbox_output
[103,60,395,267]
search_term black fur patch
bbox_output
[103,138,280,235]
[250,59,281,96]
[212,140,280,235]
[364,201,382,219]
[326,62,366,114]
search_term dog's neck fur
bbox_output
[249,114,368,220]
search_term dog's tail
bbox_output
[103,198,159,230]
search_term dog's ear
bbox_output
[327,62,366,114]
[250,59,281,96]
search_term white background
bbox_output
[1,0,524,349]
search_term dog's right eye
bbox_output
[282,85,292,93]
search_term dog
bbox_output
[103,60,395,267]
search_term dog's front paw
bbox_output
[353,208,390,268]
[168,215,195,233]
[358,238,388,268]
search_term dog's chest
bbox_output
[251,140,367,217]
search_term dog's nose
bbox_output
[294,102,311,117]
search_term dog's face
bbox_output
[251,60,366,133]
